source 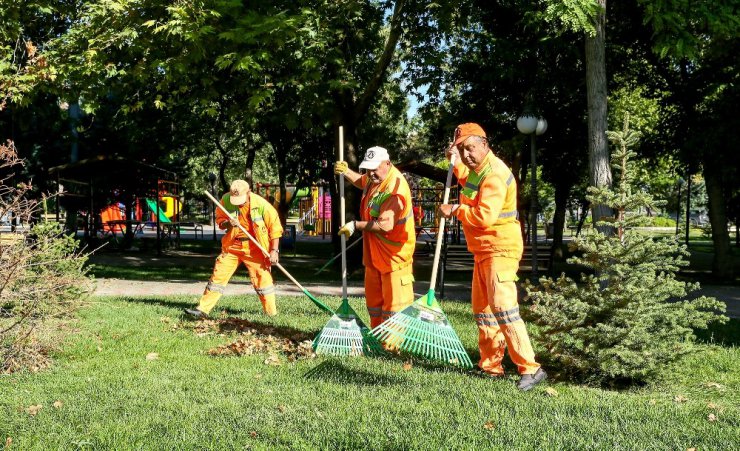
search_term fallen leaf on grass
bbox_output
[146,352,159,361]
[544,387,559,397]
[96,346,102,353]
[5,437,12,448]
[249,431,258,438]
[673,395,688,403]
[253,373,263,380]
[160,316,171,324]
[264,355,282,366]
[708,413,717,422]
[687,448,696,451]
[52,400,63,409]
[707,403,718,409]
[483,421,495,431]
[277,405,286,413]
[703,382,724,390]
[402,361,413,372]
[26,404,42,416]
[648,399,657,405]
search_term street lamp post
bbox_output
[517,114,547,277]
[208,173,217,241]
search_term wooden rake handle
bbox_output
[429,153,457,294]
[338,126,349,299]
[204,190,333,314]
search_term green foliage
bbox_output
[526,115,727,385]
[639,0,740,60]
[539,0,602,36]
[647,216,676,227]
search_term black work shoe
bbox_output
[518,368,547,391]
[183,308,208,319]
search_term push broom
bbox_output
[204,190,335,317]
[313,126,385,356]
[370,153,473,368]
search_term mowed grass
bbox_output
[1,295,738,450]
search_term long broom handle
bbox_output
[429,153,457,293]
[338,126,348,299]
[204,190,334,315]
[313,236,362,275]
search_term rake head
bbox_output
[313,298,385,357]
[371,290,473,368]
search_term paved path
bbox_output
[94,278,739,318]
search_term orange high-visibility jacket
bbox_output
[359,166,416,273]
[454,151,523,260]
[217,192,283,252]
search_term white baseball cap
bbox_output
[229,179,250,206]
[359,146,390,170]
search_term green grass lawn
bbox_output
[2,295,738,449]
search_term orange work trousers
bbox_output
[196,242,277,316]
[472,256,539,376]
[364,264,415,328]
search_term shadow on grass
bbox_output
[695,318,740,347]
[303,359,405,386]
[122,297,246,317]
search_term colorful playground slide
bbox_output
[144,198,172,223]
[100,204,125,231]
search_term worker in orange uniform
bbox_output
[184,180,283,319]
[439,123,546,391]
[334,146,416,328]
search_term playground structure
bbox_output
[47,156,200,253]
[253,183,332,237]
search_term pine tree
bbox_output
[525,115,727,385]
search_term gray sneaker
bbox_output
[517,368,547,391]
[183,308,208,319]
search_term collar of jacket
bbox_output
[473,151,494,174]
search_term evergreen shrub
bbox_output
[525,116,726,385]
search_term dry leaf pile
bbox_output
[178,318,316,362]
[1,336,51,375]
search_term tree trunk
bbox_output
[214,139,231,192]
[585,0,613,229]
[551,181,571,259]
[703,161,733,279]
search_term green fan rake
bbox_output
[371,154,473,368]
[313,126,384,357]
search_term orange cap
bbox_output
[453,123,487,146]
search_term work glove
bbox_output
[338,220,356,238]
[334,160,349,175]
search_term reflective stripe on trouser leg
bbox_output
[364,266,384,329]
[488,256,540,375]
[243,253,277,316]
[197,252,241,314]
[472,262,505,375]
